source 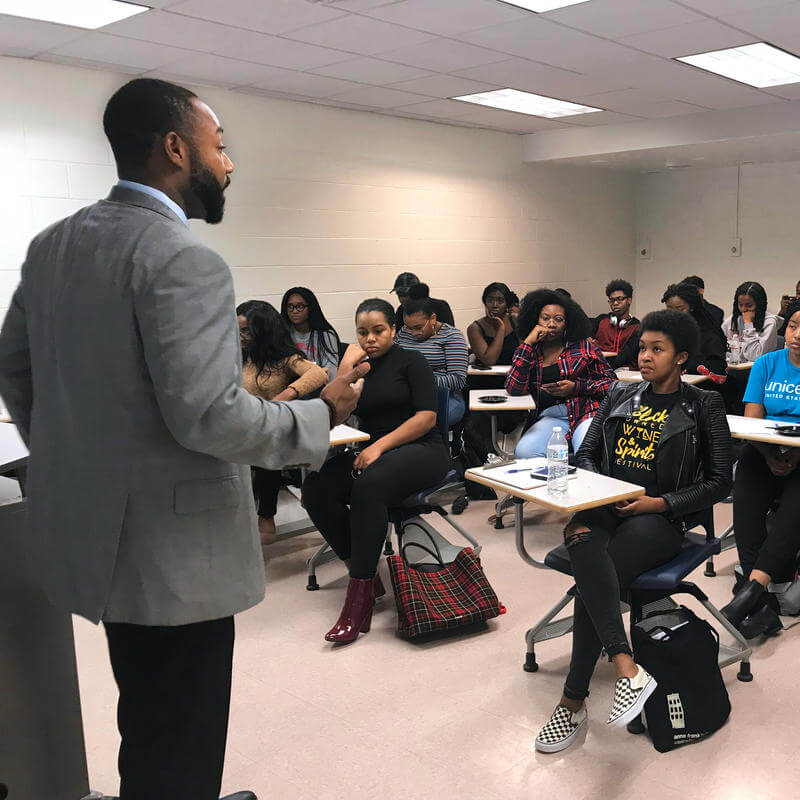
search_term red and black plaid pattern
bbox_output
[505,339,616,442]
[387,548,504,638]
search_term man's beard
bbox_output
[189,152,227,224]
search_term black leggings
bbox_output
[251,467,282,519]
[302,439,449,579]
[734,444,800,581]
[563,506,683,701]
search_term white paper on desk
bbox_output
[477,457,558,490]
[725,415,778,435]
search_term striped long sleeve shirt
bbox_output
[395,323,468,391]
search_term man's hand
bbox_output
[353,443,383,470]
[320,360,370,427]
[615,496,668,516]
[542,379,575,398]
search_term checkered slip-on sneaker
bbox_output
[606,665,657,728]
[535,704,588,753]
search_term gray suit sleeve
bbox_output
[133,242,330,470]
[0,274,32,445]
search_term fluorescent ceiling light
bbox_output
[453,88,602,118]
[677,42,800,88]
[0,0,149,29]
[497,0,590,12]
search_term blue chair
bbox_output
[306,386,477,588]
[521,511,754,702]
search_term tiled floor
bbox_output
[74,495,800,799]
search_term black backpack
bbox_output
[632,606,731,752]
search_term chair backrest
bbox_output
[337,341,350,364]
[435,385,450,440]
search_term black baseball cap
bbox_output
[391,272,420,293]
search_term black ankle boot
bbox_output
[721,580,767,627]
[740,603,783,640]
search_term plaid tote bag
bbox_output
[387,534,504,639]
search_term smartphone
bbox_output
[471,363,491,371]
[529,465,577,479]
[775,424,800,437]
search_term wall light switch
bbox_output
[729,237,742,257]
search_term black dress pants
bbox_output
[252,466,282,518]
[563,506,683,701]
[734,443,800,581]
[103,616,234,800]
[302,439,449,579]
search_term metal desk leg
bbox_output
[490,414,516,460]
[513,498,548,570]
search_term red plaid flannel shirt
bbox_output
[504,338,616,441]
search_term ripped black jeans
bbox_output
[563,506,683,701]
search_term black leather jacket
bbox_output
[575,381,732,531]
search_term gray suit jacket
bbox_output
[0,186,330,625]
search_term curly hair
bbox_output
[662,282,703,317]
[605,279,633,298]
[639,310,699,361]
[516,288,591,343]
[731,281,768,333]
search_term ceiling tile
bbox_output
[310,57,432,85]
[46,33,194,71]
[246,68,370,98]
[212,32,352,70]
[328,0,406,9]
[147,54,304,89]
[718,3,800,54]
[619,19,756,57]
[363,0,533,36]
[36,52,145,75]
[100,10,241,51]
[447,106,569,132]
[326,85,434,108]
[394,98,482,118]
[377,38,512,71]
[454,57,631,96]
[0,15,85,57]
[677,0,795,15]
[164,0,348,35]
[763,82,800,100]
[559,110,644,126]
[545,0,707,39]
[387,74,499,97]
[572,88,711,116]
[284,15,437,56]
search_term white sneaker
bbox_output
[607,665,657,728]
[535,704,588,753]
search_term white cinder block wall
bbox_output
[635,162,800,322]
[1,57,635,341]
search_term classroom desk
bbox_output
[602,351,618,358]
[468,389,536,462]
[726,360,755,372]
[615,368,709,385]
[467,364,511,377]
[726,414,800,447]
[466,459,644,568]
[274,425,370,540]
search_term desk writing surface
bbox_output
[726,361,754,372]
[726,415,800,448]
[469,389,536,412]
[329,425,370,447]
[0,424,28,471]
[602,351,618,358]
[465,463,644,514]
[468,364,511,377]
[615,369,708,386]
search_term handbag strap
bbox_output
[400,540,446,568]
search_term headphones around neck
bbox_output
[610,315,629,328]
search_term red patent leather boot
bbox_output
[324,577,375,644]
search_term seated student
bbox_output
[467,282,519,367]
[302,299,449,645]
[239,301,328,545]
[722,281,779,361]
[407,282,455,326]
[396,297,468,424]
[535,310,732,753]
[280,286,341,381]
[593,279,639,355]
[508,291,521,326]
[662,282,728,379]
[683,274,724,327]
[722,299,800,639]
[507,289,615,458]
[778,279,800,337]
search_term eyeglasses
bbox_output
[608,296,630,305]
[287,303,308,312]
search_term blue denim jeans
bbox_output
[514,404,593,458]
[448,391,466,426]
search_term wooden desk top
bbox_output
[602,351,618,358]
[726,361,755,372]
[329,425,370,447]
[468,364,511,377]
[615,369,709,386]
[727,415,800,448]
[465,462,644,514]
[469,389,536,412]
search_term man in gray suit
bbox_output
[0,78,367,800]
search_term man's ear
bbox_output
[162,131,189,170]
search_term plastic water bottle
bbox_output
[729,333,742,365]
[547,426,569,495]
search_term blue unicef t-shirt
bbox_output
[743,349,800,423]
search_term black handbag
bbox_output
[632,606,731,752]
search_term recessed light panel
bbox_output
[453,88,602,118]
[497,0,590,12]
[0,0,149,29]
[677,42,800,88]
